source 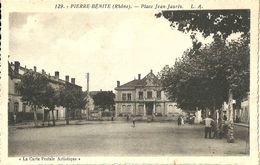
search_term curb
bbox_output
[234,123,249,128]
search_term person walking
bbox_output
[211,119,218,138]
[203,116,214,139]
[177,116,182,126]
[132,117,136,128]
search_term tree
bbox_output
[159,37,249,112]
[60,83,86,125]
[155,10,250,39]
[156,9,249,142]
[18,71,61,127]
[92,91,115,111]
[156,10,250,110]
[18,71,49,127]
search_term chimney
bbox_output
[150,69,153,73]
[138,74,141,80]
[86,73,89,92]
[42,69,45,75]
[100,89,102,91]
[14,61,20,73]
[34,66,37,72]
[65,75,69,82]
[117,81,120,87]
[71,78,75,84]
[55,71,59,79]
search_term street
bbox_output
[9,121,249,156]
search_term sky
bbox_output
[9,12,213,91]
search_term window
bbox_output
[122,93,126,101]
[155,105,162,116]
[127,93,131,101]
[156,105,162,113]
[14,102,19,113]
[122,105,126,113]
[127,105,131,113]
[147,91,152,99]
[14,83,20,94]
[138,91,143,100]
[168,105,175,113]
[157,91,161,99]
[138,105,144,115]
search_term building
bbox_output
[238,94,249,124]
[8,61,83,123]
[114,70,182,118]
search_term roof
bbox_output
[9,61,82,88]
[115,71,161,90]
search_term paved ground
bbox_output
[8,121,249,156]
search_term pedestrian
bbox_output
[111,116,114,121]
[218,118,223,139]
[235,115,240,123]
[211,119,218,138]
[177,116,182,126]
[181,116,185,125]
[13,113,17,124]
[132,117,136,127]
[203,115,214,139]
[126,114,129,122]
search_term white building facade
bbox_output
[115,70,182,118]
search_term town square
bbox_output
[5,6,256,164]
[9,120,249,156]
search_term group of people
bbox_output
[203,115,228,139]
[177,116,185,126]
[203,116,215,139]
[127,113,230,136]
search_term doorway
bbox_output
[146,102,153,115]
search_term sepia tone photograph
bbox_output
[8,9,251,156]
[1,1,259,164]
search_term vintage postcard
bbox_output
[0,0,259,164]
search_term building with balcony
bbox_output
[114,70,182,118]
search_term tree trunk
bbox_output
[42,109,45,126]
[48,111,50,126]
[33,105,38,127]
[87,107,89,120]
[218,109,223,139]
[65,108,69,125]
[51,109,56,126]
[227,89,235,143]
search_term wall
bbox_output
[240,99,249,123]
